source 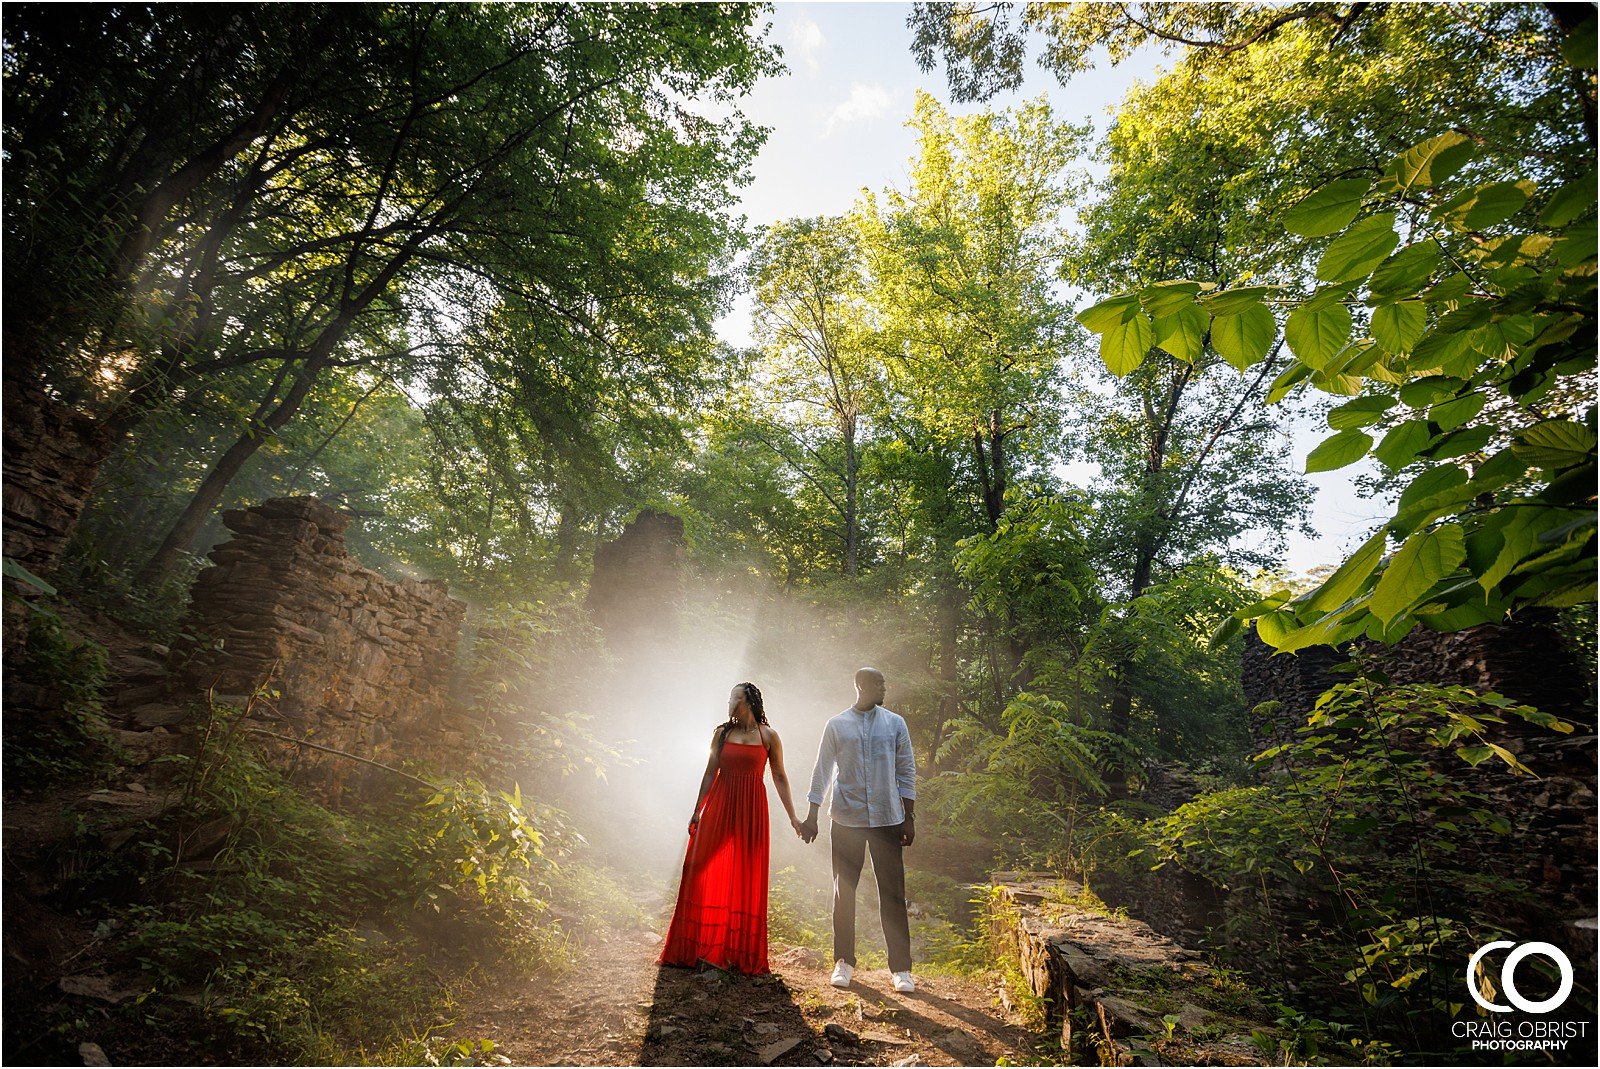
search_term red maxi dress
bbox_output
[657,741,771,975]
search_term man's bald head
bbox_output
[854,667,886,708]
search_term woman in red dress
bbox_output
[658,681,802,975]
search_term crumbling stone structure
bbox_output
[1240,618,1597,920]
[172,497,467,787]
[1,372,114,653]
[989,873,1276,1064]
[1243,615,1594,748]
[585,509,686,652]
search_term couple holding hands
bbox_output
[656,668,917,993]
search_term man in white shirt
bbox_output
[799,666,917,993]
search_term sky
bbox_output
[711,1,1390,577]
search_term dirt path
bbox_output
[450,924,1041,1067]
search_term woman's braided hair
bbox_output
[716,681,769,751]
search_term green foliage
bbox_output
[3,613,118,786]
[1084,122,1595,650]
[57,691,593,1062]
[1110,666,1577,1053]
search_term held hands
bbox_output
[797,815,819,844]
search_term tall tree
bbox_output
[857,92,1082,534]
[747,216,879,576]
[3,4,778,583]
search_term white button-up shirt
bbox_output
[807,704,916,828]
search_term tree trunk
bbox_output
[136,360,323,587]
[843,421,860,577]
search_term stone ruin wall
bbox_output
[1240,617,1597,921]
[172,497,469,791]
[1,372,115,656]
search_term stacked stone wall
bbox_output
[2,373,114,655]
[173,497,468,789]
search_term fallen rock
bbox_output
[891,1057,924,1067]
[129,703,185,729]
[59,975,134,1004]
[823,1024,859,1046]
[758,1036,803,1064]
[78,1042,110,1067]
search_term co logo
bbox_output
[1467,941,1574,1014]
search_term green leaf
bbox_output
[1328,395,1396,430]
[1306,429,1373,473]
[1437,181,1531,231]
[1285,302,1353,369]
[1370,524,1467,626]
[1399,375,1465,408]
[1426,425,1495,461]
[1477,508,1564,592]
[1374,420,1435,471]
[1318,214,1400,283]
[1392,465,1474,536]
[1381,131,1477,194]
[1202,286,1281,315]
[2,558,57,596]
[1540,172,1597,227]
[1077,293,1141,332]
[1153,302,1206,363]
[1513,420,1596,469]
[1369,242,1441,298]
[1470,447,1530,493]
[1427,392,1486,432]
[1303,529,1387,613]
[1561,15,1598,69]
[1371,301,1426,354]
[1284,178,1372,238]
[1267,360,1313,404]
[1139,281,1203,318]
[1211,302,1277,370]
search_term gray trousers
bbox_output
[830,821,911,972]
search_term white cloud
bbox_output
[824,83,893,136]
[788,17,825,76]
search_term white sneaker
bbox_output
[892,970,915,993]
[830,960,854,988]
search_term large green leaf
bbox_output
[1267,360,1313,404]
[1477,507,1568,592]
[1306,428,1373,473]
[1427,392,1485,432]
[1513,420,1596,469]
[1210,302,1277,370]
[1370,523,1467,625]
[1328,395,1395,430]
[1399,375,1465,408]
[1153,302,1206,363]
[1371,301,1426,354]
[1098,306,1153,376]
[1374,419,1435,470]
[1139,281,1204,318]
[1284,178,1372,238]
[1391,465,1476,536]
[1381,131,1477,194]
[1436,181,1531,232]
[1303,529,1387,613]
[1317,214,1400,283]
[1202,286,1281,316]
[1077,293,1141,332]
[1540,172,1597,228]
[1369,242,1441,299]
[1285,302,1352,369]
